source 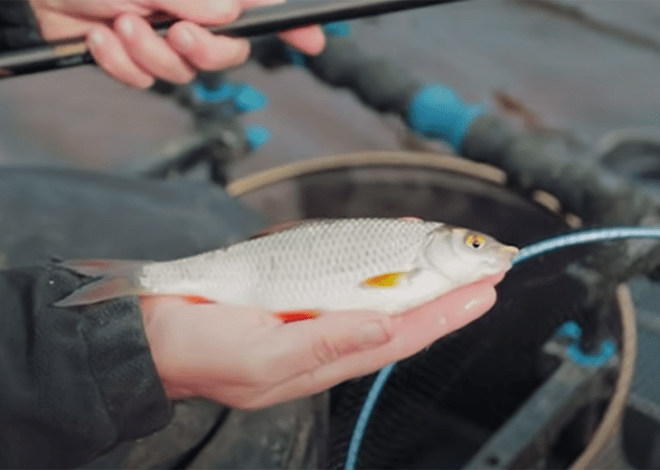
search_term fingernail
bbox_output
[464,296,488,312]
[438,316,447,326]
[118,17,134,37]
[175,27,194,51]
[90,30,104,47]
[229,38,251,61]
[359,321,390,345]
[207,0,235,15]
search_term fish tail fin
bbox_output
[59,258,147,278]
[55,259,148,307]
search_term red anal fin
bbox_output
[274,310,320,323]
[182,295,215,305]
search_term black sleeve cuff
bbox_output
[0,0,45,51]
[0,265,173,469]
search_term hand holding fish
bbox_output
[55,218,518,407]
[139,276,500,409]
[27,0,325,88]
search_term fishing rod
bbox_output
[0,0,462,79]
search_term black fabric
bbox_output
[0,167,266,266]
[0,264,172,469]
[0,0,44,51]
[0,168,267,469]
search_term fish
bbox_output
[54,217,519,320]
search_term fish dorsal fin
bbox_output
[248,220,317,240]
[360,271,414,289]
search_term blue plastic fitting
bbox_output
[323,21,351,37]
[566,340,616,368]
[233,84,269,113]
[553,321,616,368]
[555,320,582,340]
[190,81,236,104]
[244,125,271,150]
[406,83,484,150]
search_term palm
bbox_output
[141,276,498,410]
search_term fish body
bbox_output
[55,218,519,315]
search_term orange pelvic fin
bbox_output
[360,271,411,288]
[274,310,320,323]
[182,295,215,305]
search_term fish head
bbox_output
[422,225,519,284]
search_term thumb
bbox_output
[148,0,241,24]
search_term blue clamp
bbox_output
[244,125,271,150]
[554,321,616,368]
[323,21,351,37]
[190,81,236,104]
[406,83,484,150]
[191,81,268,114]
[233,84,268,113]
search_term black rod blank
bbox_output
[0,0,460,79]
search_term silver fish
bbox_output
[55,218,518,317]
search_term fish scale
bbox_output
[142,219,442,309]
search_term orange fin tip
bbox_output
[182,295,215,305]
[361,271,411,288]
[274,310,320,323]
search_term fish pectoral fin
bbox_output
[182,295,215,305]
[274,310,320,323]
[360,271,414,289]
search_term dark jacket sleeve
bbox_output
[0,0,44,51]
[0,265,173,469]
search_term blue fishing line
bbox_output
[343,225,660,470]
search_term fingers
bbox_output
[148,0,240,24]
[167,22,251,70]
[89,13,251,88]
[115,14,195,84]
[277,25,326,56]
[87,26,155,89]
[238,0,326,55]
[244,282,497,408]
[251,309,393,384]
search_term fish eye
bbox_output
[464,234,486,249]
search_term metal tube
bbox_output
[0,0,462,79]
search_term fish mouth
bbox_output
[498,245,520,258]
